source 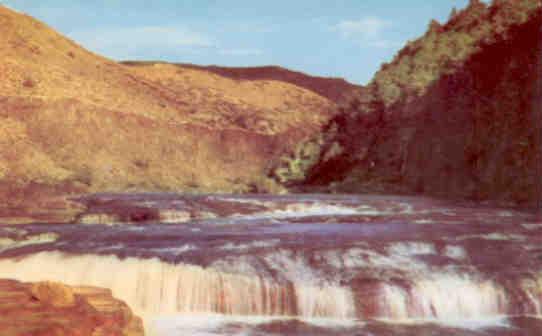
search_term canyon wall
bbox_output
[278,0,542,206]
[1,0,541,206]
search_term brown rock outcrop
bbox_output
[30,281,76,308]
[0,279,144,336]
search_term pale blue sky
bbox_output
[1,0,483,84]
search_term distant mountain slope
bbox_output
[274,0,542,205]
[122,61,361,103]
[123,62,334,134]
[0,5,335,196]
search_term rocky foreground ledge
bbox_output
[0,279,144,336]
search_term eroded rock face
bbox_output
[30,281,76,308]
[0,183,86,225]
[287,0,542,206]
[0,279,144,336]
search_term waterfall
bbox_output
[0,251,355,319]
[522,277,542,315]
[0,250,540,327]
[378,274,508,320]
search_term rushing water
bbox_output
[0,193,540,335]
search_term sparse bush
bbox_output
[271,136,323,185]
[71,166,93,186]
[133,159,149,169]
[0,161,8,180]
[22,77,36,88]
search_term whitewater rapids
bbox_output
[0,193,540,335]
[0,251,355,318]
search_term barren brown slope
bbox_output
[123,61,362,103]
[0,5,335,198]
[125,62,334,134]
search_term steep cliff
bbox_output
[281,0,542,205]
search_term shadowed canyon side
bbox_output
[278,0,542,206]
[0,4,337,202]
[0,279,144,335]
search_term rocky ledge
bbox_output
[0,279,144,336]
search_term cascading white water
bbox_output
[159,210,192,223]
[522,276,542,315]
[0,233,58,252]
[379,274,508,320]
[0,251,355,319]
[79,213,120,225]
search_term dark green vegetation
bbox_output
[274,0,542,206]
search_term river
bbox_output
[0,193,540,335]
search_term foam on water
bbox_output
[159,210,192,223]
[443,245,468,260]
[79,213,120,225]
[318,248,369,269]
[240,203,363,219]
[263,249,325,282]
[457,233,527,241]
[147,314,361,336]
[375,316,512,331]
[207,196,274,207]
[315,246,431,273]
[0,251,355,320]
[521,276,542,315]
[240,200,418,219]
[148,314,279,336]
[387,242,436,256]
[414,219,435,224]
[150,244,198,255]
[147,314,514,336]
[379,273,508,320]
[0,227,28,236]
[353,247,430,271]
[220,240,280,251]
[522,223,542,230]
[0,233,58,252]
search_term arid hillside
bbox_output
[2,0,539,208]
[274,0,542,206]
[124,62,335,133]
[0,4,337,199]
[123,61,362,103]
